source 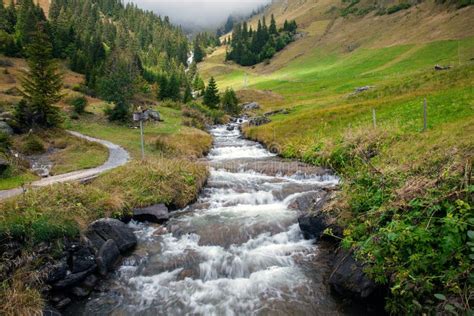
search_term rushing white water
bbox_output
[72,123,354,315]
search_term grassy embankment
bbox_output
[0,57,110,189]
[0,56,213,314]
[201,35,474,313]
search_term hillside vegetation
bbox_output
[199,0,474,314]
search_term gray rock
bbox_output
[264,109,289,116]
[248,116,270,126]
[0,121,13,135]
[71,286,91,297]
[96,239,120,276]
[85,218,137,254]
[354,86,372,93]
[226,125,235,131]
[52,266,96,289]
[44,261,68,284]
[288,191,332,240]
[434,64,450,71]
[133,204,169,223]
[71,247,95,273]
[81,274,98,289]
[242,102,260,111]
[55,298,71,309]
[144,109,161,121]
[43,306,62,316]
[329,248,377,299]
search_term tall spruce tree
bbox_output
[17,22,63,128]
[193,38,205,63]
[203,77,219,109]
[269,14,277,35]
[98,49,140,122]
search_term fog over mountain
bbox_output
[127,0,271,30]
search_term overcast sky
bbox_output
[128,0,271,30]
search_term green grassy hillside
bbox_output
[199,0,474,314]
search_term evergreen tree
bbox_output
[98,49,140,122]
[167,73,180,101]
[158,75,168,100]
[17,22,63,128]
[193,37,205,63]
[183,82,192,103]
[221,88,239,115]
[227,17,297,67]
[203,77,219,109]
[269,14,277,35]
[15,0,45,49]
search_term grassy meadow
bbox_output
[200,22,474,314]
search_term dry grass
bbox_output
[154,128,212,159]
[0,266,44,316]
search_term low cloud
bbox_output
[128,0,271,29]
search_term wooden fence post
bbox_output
[423,98,427,131]
[372,108,377,128]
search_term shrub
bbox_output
[0,132,11,153]
[19,134,45,155]
[69,96,88,114]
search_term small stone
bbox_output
[71,247,95,273]
[55,298,72,309]
[242,102,260,111]
[248,116,270,126]
[52,266,96,289]
[71,286,91,298]
[81,274,98,289]
[43,306,62,316]
[44,261,68,284]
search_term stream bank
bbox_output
[59,121,384,315]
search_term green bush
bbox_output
[0,132,11,153]
[69,96,88,114]
[20,134,45,155]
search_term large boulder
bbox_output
[288,191,332,240]
[85,218,137,254]
[133,204,169,223]
[248,116,270,126]
[96,239,120,276]
[329,248,377,299]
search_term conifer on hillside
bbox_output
[17,22,63,128]
[203,77,220,109]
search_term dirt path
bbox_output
[0,131,130,201]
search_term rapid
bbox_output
[70,122,360,315]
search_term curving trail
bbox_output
[0,131,130,201]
